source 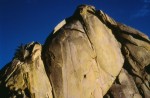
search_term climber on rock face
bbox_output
[0,5,150,98]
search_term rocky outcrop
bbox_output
[0,42,53,98]
[43,5,124,98]
[0,5,150,98]
[97,8,150,98]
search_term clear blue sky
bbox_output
[0,0,150,69]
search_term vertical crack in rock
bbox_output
[43,5,124,98]
[0,4,150,98]
[97,6,150,98]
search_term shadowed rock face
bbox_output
[0,5,150,98]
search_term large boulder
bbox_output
[43,5,124,98]
[0,4,150,98]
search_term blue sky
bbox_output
[0,0,150,69]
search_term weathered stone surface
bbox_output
[98,5,150,98]
[43,5,124,98]
[0,4,150,98]
[104,69,142,98]
[0,42,53,98]
[118,69,141,98]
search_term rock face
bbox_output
[0,5,150,98]
[0,42,53,98]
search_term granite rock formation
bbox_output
[0,5,150,98]
[0,42,53,98]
